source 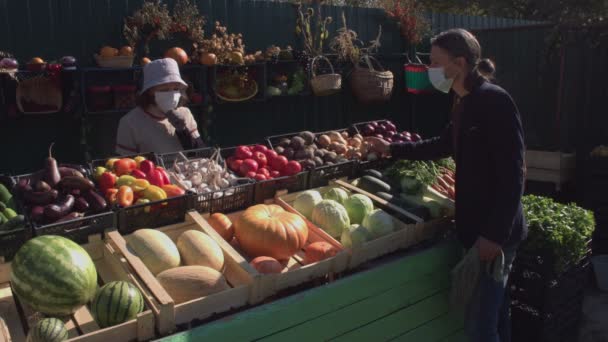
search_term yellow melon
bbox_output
[127,229,180,275]
[176,230,224,272]
[156,266,230,304]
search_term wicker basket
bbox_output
[16,76,62,114]
[351,55,394,104]
[310,56,341,96]
[94,54,135,68]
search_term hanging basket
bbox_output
[351,55,394,104]
[16,75,62,114]
[310,55,342,96]
[404,55,433,94]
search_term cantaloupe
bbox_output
[128,229,180,275]
[176,230,225,272]
[156,266,230,304]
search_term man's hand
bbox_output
[364,136,391,156]
[165,109,188,131]
[476,236,502,261]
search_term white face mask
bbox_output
[428,67,454,93]
[154,90,181,112]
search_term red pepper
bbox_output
[147,169,164,187]
[162,184,185,198]
[99,172,117,193]
[139,160,156,175]
[131,169,147,179]
[156,167,170,185]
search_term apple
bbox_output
[283,161,302,176]
[235,146,253,160]
[252,144,268,153]
[239,159,259,176]
[270,155,288,172]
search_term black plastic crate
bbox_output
[116,193,192,235]
[89,152,159,173]
[0,175,30,261]
[33,211,115,244]
[157,147,256,215]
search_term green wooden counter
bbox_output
[157,240,465,342]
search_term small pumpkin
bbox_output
[165,47,188,66]
[119,46,134,56]
[304,241,339,264]
[207,213,234,242]
[100,46,118,58]
[235,204,309,260]
[250,256,285,274]
[199,52,217,66]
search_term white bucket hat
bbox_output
[140,58,187,94]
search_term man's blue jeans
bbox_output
[464,243,519,342]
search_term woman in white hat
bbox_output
[115,58,205,155]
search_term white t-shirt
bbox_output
[115,106,200,155]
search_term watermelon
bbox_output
[10,235,97,316]
[344,194,374,225]
[293,190,322,220]
[311,200,350,238]
[27,317,68,342]
[362,209,395,239]
[323,187,349,205]
[92,281,145,328]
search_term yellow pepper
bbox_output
[135,198,151,213]
[141,185,167,202]
[116,175,136,187]
[131,179,150,192]
[105,158,119,170]
[134,156,147,167]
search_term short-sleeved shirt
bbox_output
[116,106,200,155]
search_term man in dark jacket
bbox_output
[367,29,527,342]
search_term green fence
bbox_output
[0,0,551,174]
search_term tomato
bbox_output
[258,168,270,177]
[114,158,137,176]
[264,149,279,161]
[235,146,253,160]
[254,174,267,181]
[246,171,257,178]
[253,151,268,168]
[239,159,259,176]
[283,161,302,176]
[270,155,288,172]
[270,170,281,178]
[231,159,244,173]
[252,145,268,153]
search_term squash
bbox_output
[250,256,285,274]
[199,52,217,66]
[207,213,234,242]
[164,47,188,66]
[304,241,339,264]
[235,204,308,260]
[177,230,224,272]
[100,46,118,58]
[128,229,180,275]
[156,266,229,304]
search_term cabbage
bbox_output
[341,224,369,249]
[312,200,350,238]
[323,187,349,205]
[362,209,395,239]
[344,194,374,225]
[294,190,323,220]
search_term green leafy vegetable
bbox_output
[384,158,454,195]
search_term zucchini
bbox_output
[358,176,392,194]
[0,215,25,232]
[400,193,443,219]
[363,169,383,179]
[2,208,17,220]
[376,192,431,222]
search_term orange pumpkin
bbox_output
[29,57,45,64]
[303,242,339,264]
[235,204,308,260]
[165,47,188,66]
[207,213,234,242]
[250,256,285,274]
[100,46,118,58]
[119,46,134,56]
[199,52,217,66]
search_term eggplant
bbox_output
[34,180,52,192]
[59,176,94,192]
[56,212,84,223]
[44,143,61,187]
[83,190,107,212]
[44,195,75,220]
[58,167,85,179]
[14,179,33,197]
[30,206,45,223]
[24,189,58,205]
[74,197,90,211]
[59,164,88,176]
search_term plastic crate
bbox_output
[157,147,255,215]
[116,193,192,235]
[0,175,30,261]
[89,151,158,172]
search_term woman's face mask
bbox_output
[428,46,458,93]
[428,67,454,93]
[154,90,181,112]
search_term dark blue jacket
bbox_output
[391,80,527,248]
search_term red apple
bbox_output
[283,161,302,176]
[270,155,288,172]
[270,170,281,178]
[254,174,268,181]
[253,151,268,168]
[264,149,279,161]
[412,133,422,142]
[246,171,257,178]
[362,124,375,136]
[239,159,259,175]
[235,146,253,160]
[252,144,268,153]
[258,168,270,177]
[231,159,244,172]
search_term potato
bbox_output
[313,157,324,166]
[279,138,291,148]
[318,135,331,148]
[314,149,325,158]
[301,159,316,170]
[275,146,285,155]
[354,134,364,141]
[283,147,295,160]
[305,147,315,160]
[300,131,315,145]
[348,138,362,148]
[323,151,338,163]
[295,148,308,160]
[291,136,306,150]
[334,144,347,155]
[328,131,345,143]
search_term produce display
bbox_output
[227,144,303,181]
[166,150,243,198]
[0,182,24,232]
[93,155,185,208]
[215,70,258,101]
[26,318,68,342]
[357,120,422,143]
[522,195,594,273]
[267,68,306,96]
[13,144,108,225]
[10,235,98,316]
[127,229,181,275]
[91,281,145,328]
[156,266,230,304]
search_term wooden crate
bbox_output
[105,211,254,334]
[525,150,576,191]
[194,203,349,304]
[0,236,162,342]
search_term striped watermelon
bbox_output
[91,281,144,328]
[26,317,68,342]
[11,235,98,316]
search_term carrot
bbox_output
[447,186,455,199]
[432,184,449,196]
[437,177,452,191]
[443,174,456,185]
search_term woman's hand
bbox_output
[364,136,391,156]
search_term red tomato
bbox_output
[258,168,270,177]
[231,159,244,173]
[283,161,302,176]
[264,149,279,161]
[270,170,281,178]
[252,144,269,153]
[254,174,267,181]
[270,155,288,172]
[240,159,259,175]
[253,151,268,168]
[246,171,257,178]
[235,146,253,160]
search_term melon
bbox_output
[91,281,144,328]
[323,187,349,205]
[341,224,369,248]
[293,190,322,220]
[311,200,350,238]
[26,318,68,342]
[127,229,180,275]
[10,235,97,316]
[156,266,230,304]
[362,209,395,239]
[344,194,374,225]
[177,230,225,272]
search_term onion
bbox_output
[0,58,18,69]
